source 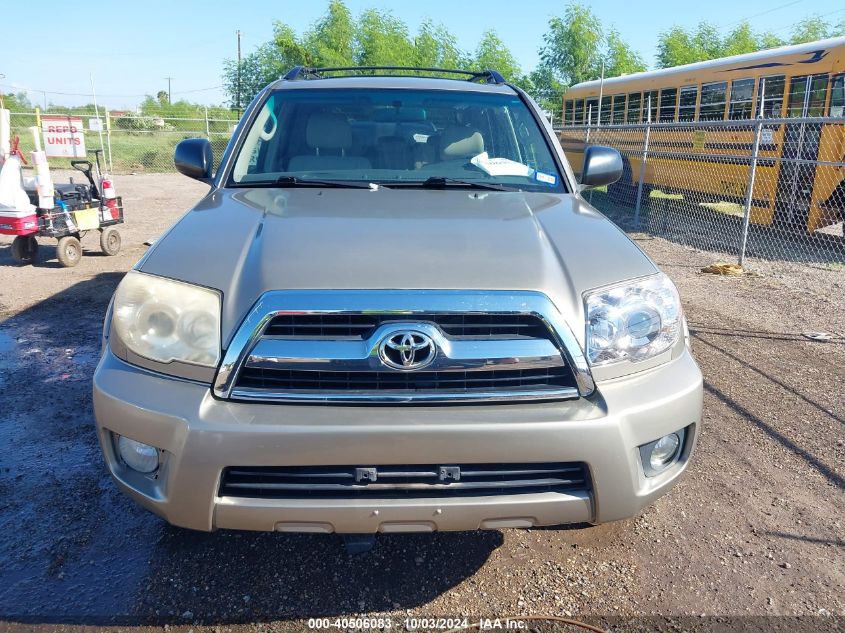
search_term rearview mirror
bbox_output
[174,138,213,182]
[579,145,622,190]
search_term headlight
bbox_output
[112,271,221,367]
[585,273,681,366]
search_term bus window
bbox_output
[564,100,574,125]
[788,75,829,117]
[678,86,697,121]
[659,88,677,122]
[586,97,599,124]
[699,82,727,120]
[612,95,625,124]
[600,95,612,124]
[575,99,584,124]
[644,90,658,123]
[808,75,828,116]
[756,75,785,118]
[728,78,755,119]
[626,92,641,123]
[831,74,844,117]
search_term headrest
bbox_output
[306,113,352,150]
[440,126,484,159]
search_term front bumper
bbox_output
[93,347,703,533]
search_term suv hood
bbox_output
[140,188,656,346]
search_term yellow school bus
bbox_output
[560,37,845,233]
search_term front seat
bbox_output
[288,113,372,172]
[438,125,485,161]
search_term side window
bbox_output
[729,78,755,119]
[757,75,785,118]
[626,92,641,123]
[659,88,677,122]
[807,74,829,116]
[678,86,697,121]
[612,95,625,124]
[830,74,845,117]
[643,90,659,123]
[600,95,612,124]
[699,82,727,120]
[785,75,828,117]
[564,100,574,126]
[574,99,585,124]
[586,97,599,124]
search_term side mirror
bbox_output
[174,138,213,182]
[580,145,622,190]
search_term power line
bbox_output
[0,83,222,99]
[717,0,803,30]
[766,6,845,34]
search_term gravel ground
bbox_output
[0,174,842,633]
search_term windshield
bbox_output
[228,88,566,192]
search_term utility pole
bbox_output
[164,76,173,103]
[236,29,242,118]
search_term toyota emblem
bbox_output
[378,331,436,370]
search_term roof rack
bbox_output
[282,66,507,85]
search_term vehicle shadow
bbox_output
[128,526,503,625]
[0,272,502,626]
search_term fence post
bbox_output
[204,106,210,139]
[633,121,650,230]
[738,119,763,267]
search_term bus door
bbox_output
[776,74,828,228]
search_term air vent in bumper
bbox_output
[219,462,590,499]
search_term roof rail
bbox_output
[282,66,506,85]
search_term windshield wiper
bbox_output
[234,176,374,189]
[384,177,513,191]
[275,176,374,189]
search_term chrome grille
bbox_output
[214,291,596,403]
[264,313,552,339]
[219,462,589,499]
[236,366,575,392]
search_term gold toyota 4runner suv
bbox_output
[93,67,703,535]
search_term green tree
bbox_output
[603,29,646,77]
[473,29,521,80]
[656,26,699,67]
[303,0,355,66]
[413,20,464,69]
[355,8,415,66]
[721,22,760,57]
[540,2,604,86]
[790,16,830,44]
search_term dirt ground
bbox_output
[0,173,842,632]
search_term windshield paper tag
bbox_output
[470,152,533,177]
[534,171,557,185]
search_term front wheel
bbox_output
[11,235,39,265]
[100,227,121,256]
[56,236,82,267]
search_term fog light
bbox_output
[639,429,685,477]
[650,433,680,470]
[117,435,159,473]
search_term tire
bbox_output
[100,227,121,256]
[56,236,82,267]
[10,235,38,265]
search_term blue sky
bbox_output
[1,0,843,109]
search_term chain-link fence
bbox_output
[558,117,845,268]
[7,110,236,174]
